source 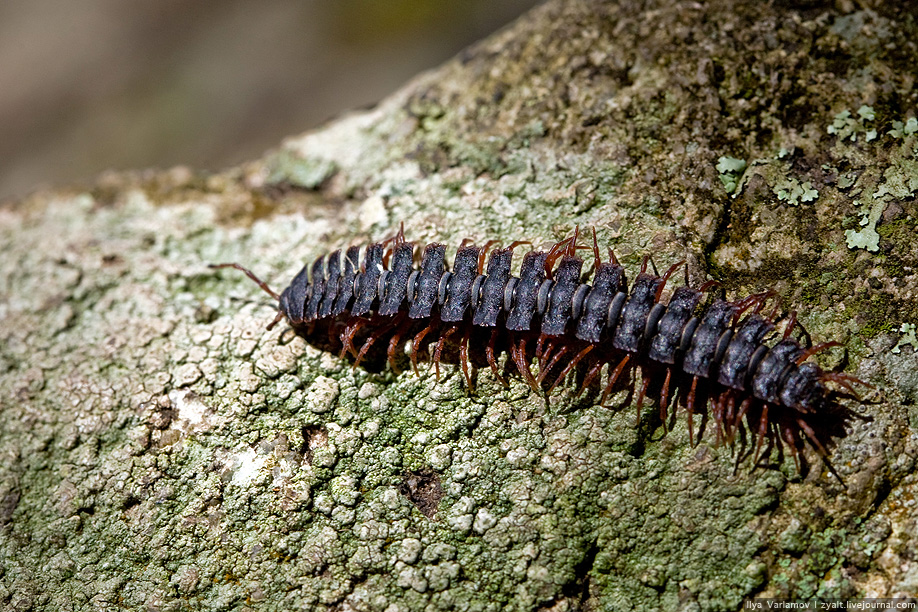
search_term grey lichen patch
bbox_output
[264,149,339,191]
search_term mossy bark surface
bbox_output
[2,1,917,610]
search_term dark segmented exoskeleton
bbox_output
[211,227,868,475]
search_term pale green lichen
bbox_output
[774,178,818,205]
[888,117,918,139]
[828,106,876,142]
[873,157,918,200]
[892,323,918,354]
[716,156,747,194]
[845,200,884,252]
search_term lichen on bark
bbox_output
[2,1,917,611]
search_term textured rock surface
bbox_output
[1,1,917,610]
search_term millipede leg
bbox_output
[266,311,285,331]
[795,341,842,364]
[634,373,651,427]
[410,323,436,375]
[659,367,673,426]
[710,392,724,445]
[209,262,280,300]
[549,345,593,395]
[386,315,410,375]
[537,346,569,384]
[600,355,630,406]
[686,376,699,446]
[535,334,548,362]
[795,417,843,483]
[578,360,605,397]
[590,227,602,268]
[754,404,769,465]
[544,236,575,276]
[654,260,687,301]
[459,327,472,391]
[723,394,737,444]
[433,326,458,381]
[354,330,383,370]
[486,329,506,386]
[478,240,501,274]
[510,336,539,391]
[820,371,874,396]
[341,318,366,358]
[782,311,799,340]
[733,398,753,444]
[388,334,403,375]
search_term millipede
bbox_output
[211,226,869,476]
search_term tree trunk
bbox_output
[2,1,916,610]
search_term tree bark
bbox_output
[1,1,917,610]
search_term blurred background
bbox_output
[0,0,542,201]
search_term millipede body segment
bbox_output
[212,229,864,473]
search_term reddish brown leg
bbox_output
[536,334,549,362]
[751,289,777,314]
[795,418,829,458]
[459,327,472,391]
[659,367,673,424]
[732,291,765,325]
[536,342,567,382]
[433,326,458,381]
[710,393,724,445]
[578,360,606,397]
[640,255,651,275]
[266,311,286,331]
[794,341,842,364]
[722,394,737,444]
[209,263,280,300]
[654,260,687,301]
[340,318,366,358]
[486,329,506,386]
[537,346,570,384]
[386,316,410,375]
[782,311,799,340]
[387,335,403,375]
[767,296,783,321]
[820,371,874,395]
[795,417,844,483]
[380,222,407,266]
[544,237,575,276]
[591,227,602,268]
[686,376,699,446]
[733,398,753,442]
[478,240,501,274]
[781,423,802,473]
[600,355,631,405]
[510,336,539,391]
[634,372,651,426]
[549,345,594,395]
[753,404,769,464]
[698,279,721,293]
[354,325,388,370]
[410,323,436,375]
